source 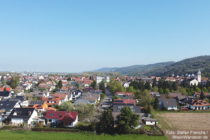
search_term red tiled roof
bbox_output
[113,99,136,105]
[83,80,93,85]
[52,93,67,100]
[45,110,78,124]
[192,100,210,106]
[0,87,11,92]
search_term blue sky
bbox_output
[0,0,210,72]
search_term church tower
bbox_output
[197,69,201,83]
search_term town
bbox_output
[1,1,210,140]
[0,69,209,136]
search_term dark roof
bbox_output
[29,100,45,106]
[9,108,35,121]
[113,104,141,114]
[159,98,178,108]
[13,96,25,102]
[142,117,157,122]
[0,100,18,111]
[0,91,10,97]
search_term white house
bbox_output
[190,79,199,86]
[123,82,130,88]
[9,108,38,126]
[142,117,158,126]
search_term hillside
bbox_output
[94,56,210,77]
[94,62,174,75]
[146,56,210,77]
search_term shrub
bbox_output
[75,122,95,132]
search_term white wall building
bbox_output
[96,76,110,84]
[197,70,202,83]
[190,79,199,86]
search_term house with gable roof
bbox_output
[44,110,78,127]
[0,100,20,122]
[8,108,38,126]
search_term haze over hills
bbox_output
[94,56,210,77]
[95,62,175,75]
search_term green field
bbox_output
[0,130,167,140]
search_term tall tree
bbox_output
[200,91,205,100]
[56,80,63,89]
[99,80,105,93]
[96,110,114,134]
[90,80,97,89]
[116,107,139,134]
[144,82,151,90]
[153,97,159,110]
[107,80,125,93]
[7,76,19,89]
[140,90,154,113]
[59,102,74,112]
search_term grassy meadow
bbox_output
[0,130,167,140]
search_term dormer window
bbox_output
[13,112,17,116]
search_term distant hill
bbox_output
[94,62,175,76]
[94,56,210,77]
[146,56,210,77]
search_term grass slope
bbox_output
[0,130,167,140]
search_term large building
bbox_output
[96,76,110,84]
[190,70,202,86]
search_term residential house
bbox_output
[74,92,100,105]
[45,110,78,127]
[29,100,48,112]
[112,104,142,121]
[52,93,69,103]
[150,92,160,98]
[83,80,93,87]
[123,82,130,88]
[142,117,158,126]
[116,92,134,99]
[30,91,50,99]
[41,92,68,107]
[0,90,12,100]
[13,96,25,102]
[96,76,110,84]
[159,98,178,110]
[113,99,137,106]
[42,97,62,107]
[168,93,186,105]
[178,96,194,106]
[71,90,82,100]
[0,100,20,122]
[189,100,210,110]
[55,91,73,101]
[8,108,38,126]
